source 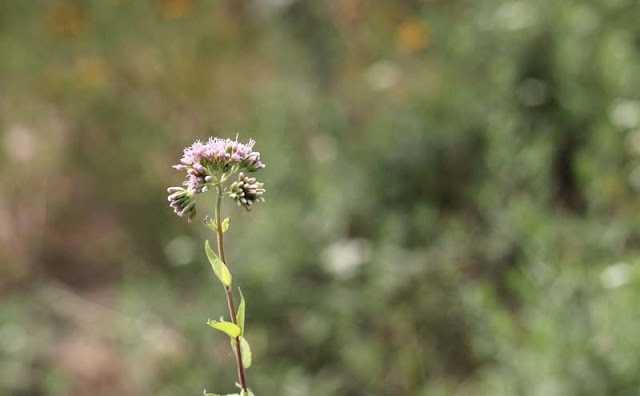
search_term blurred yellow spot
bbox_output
[396,19,430,53]
[49,3,87,36]
[160,0,192,20]
[74,57,109,89]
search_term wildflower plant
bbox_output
[167,136,266,396]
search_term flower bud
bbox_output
[229,172,266,211]
[167,186,197,222]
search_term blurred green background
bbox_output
[1,0,640,395]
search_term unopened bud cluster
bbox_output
[167,186,197,222]
[167,136,266,220]
[229,172,266,210]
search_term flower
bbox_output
[167,186,197,222]
[229,172,266,210]
[168,136,266,220]
[172,137,265,191]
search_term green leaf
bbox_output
[207,320,241,338]
[205,240,232,287]
[240,389,256,396]
[236,288,245,335]
[221,217,230,233]
[240,337,252,369]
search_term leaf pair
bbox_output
[205,217,230,233]
[208,289,245,337]
[205,321,252,368]
[207,289,252,370]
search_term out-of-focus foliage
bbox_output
[1,0,640,395]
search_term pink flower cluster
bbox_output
[172,137,265,192]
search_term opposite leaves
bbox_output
[204,217,230,233]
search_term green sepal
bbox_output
[237,288,245,335]
[221,217,230,233]
[205,240,232,287]
[207,319,241,338]
[241,389,256,396]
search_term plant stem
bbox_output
[215,185,248,392]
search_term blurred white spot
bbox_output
[365,60,400,91]
[3,125,37,163]
[517,78,548,107]
[600,262,630,289]
[610,99,640,129]
[164,235,195,266]
[309,133,337,164]
[323,238,372,279]
[495,1,537,30]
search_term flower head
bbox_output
[229,172,266,210]
[168,136,266,220]
[172,137,265,191]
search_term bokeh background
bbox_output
[1,0,640,395]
